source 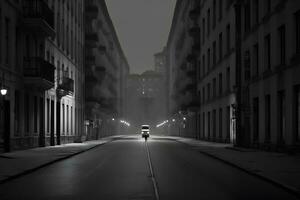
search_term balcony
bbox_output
[85,33,99,48]
[186,54,196,63]
[192,42,200,54]
[98,45,107,54]
[57,73,74,97]
[22,0,55,37]
[85,5,99,19]
[186,100,200,111]
[188,26,200,38]
[86,55,96,66]
[23,57,55,91]
[86,76,98,86]
[186,69,196,78]
[189,7,200,21]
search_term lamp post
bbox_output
[0,85,8,151]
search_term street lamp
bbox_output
[0,86,7,96]
[112,118,115,121]
[172,119,176,122]
[183,117,186,121]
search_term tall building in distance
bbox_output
[154,47,167,75]
[84,0,129,140]
[126,71,166,133]
[0,0,85,152]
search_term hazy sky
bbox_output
[105,0,176,74]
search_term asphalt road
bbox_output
[0,137,298,200]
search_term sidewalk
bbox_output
[156,136,300,196]
[0,136,122,184]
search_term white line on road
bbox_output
[145,141,160,200]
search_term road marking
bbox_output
[145,141,160,200]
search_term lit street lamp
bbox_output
[0,87,7,96]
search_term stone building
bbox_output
[165,0,200,138]
[84,0,129,140]
[0,0,85,152]
[196,0,237,143]
[237,0,300,150]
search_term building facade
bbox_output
[238,0,300,150]
[166,0,201,138]
[84,0,129,140]
[0,0,85,152]
[196,0,237,143]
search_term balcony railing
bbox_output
[22,0,55,37]
[23,57,55,90]
[85,5,99,19]
[189,7,200,21]
[85,33,99,42]
[86,55,96,66]
[58,75,74,96]
[186,54,196,63]
[188,26,200,38]
[98,45,107,54]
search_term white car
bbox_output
[141,125,150,140]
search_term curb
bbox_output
[173,139,300,199]
[0,140,111,185]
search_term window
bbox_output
[253,97,259,142]
[219,32,223,61]
[34,96,38,133]
[264,34,271,70]
[202,18,205,44]
[25,94,30,134]
[67,105,69,134]
[207,48,210,71]
[278,25,286,65]
[207,9,210,36]
[226,24,231,53]
[218,0,223,20]
[208,112,211,139]
[14,90,20,135]
[213,78,216,98]
[219,108,223,139]
[226,106,230,140]
[265,95,271,142]
[278,91,286,143]
[226,67,230,91]
[202,87,205,102]
[219,73,223,95]
[213,41,216,66]
[244,1,251,33]
[264,0,271,16]
[62,103,65,134]
[295,86,300,142]
[253,43,259,76]
[207,83,211,100]
[244,50,251,81]
[0,7,2,63]
[253,0,259,25]
[295,10,300,53]
[203,112,205,138]
[202,54,205,75]
[47,99,50,134]
[213,110,216,139]
[5,18,10,65]
[213,0,216,28]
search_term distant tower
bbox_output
[154,47,167,75]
